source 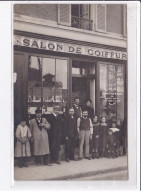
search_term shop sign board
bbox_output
[14,35,127,60]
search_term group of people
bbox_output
[14,98,127,168]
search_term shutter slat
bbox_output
[96,5,106,32]
[58,4,71,26]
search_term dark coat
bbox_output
[47,114,63,146]
[72,105,82,119]
[92,122,100,150]
[63,115,78,138]
[107,134,116,152]
[47,114,63,161]
[100,123,108,152]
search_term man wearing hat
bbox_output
[47,106,63,164]
[30,107,51,166]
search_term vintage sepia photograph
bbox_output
[13,2,128,181]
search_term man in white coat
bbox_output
[30,107,51,166]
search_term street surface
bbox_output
[14,156,128,181]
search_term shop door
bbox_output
[14,53,26,128]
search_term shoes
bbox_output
[23,163,28,167]
[66,158,70,162]
[73,158,78,161]
[85,156,91,160]
[55,160,61,165]
[78,157,82,160]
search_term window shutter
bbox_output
[123,5,127,37]
[106,5,123,35]
[58,4,71,26]
[96,4,106,32]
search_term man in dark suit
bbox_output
[47,106,63,164]
[63,108,78,162]
[72,97,82,119]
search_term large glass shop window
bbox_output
[99,63,124,122]
[28,56,68,114]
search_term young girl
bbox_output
[14,119,32,168]
[92,115,100,159]
[116,119,122,156]
[100,116,108,157]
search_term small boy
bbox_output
[107,128,116,159]
[14,119,32,168]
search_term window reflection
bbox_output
[28,56,41,103]
[100,63,124,122]
[28,56,68,114]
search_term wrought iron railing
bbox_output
[71,16,93,31]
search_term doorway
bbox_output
[72,60,95,108]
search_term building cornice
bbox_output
[14,14,127,49]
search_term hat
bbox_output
[20,116,27,123]
[35,107,42,114]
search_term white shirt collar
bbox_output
[53,113,57,117]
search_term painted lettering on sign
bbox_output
[14,35,127,60]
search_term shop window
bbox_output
[28,56,68,114]
[71,4,93,30]
[96,4,126,35]
[99,63,124,123]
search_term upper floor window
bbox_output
[71,4,93,31]
[96,4,126,36]
[58,4,126,36]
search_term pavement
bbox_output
[14,156,128,181]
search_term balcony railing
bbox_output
[71,16,93,31]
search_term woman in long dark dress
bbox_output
[92,115,100,159]
[100,116,108,157]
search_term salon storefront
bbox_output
[14,31,127,128]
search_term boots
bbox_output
[23,157,28,167]
[112,152,116,159]
[43,155,52,166]
[108,152,111,159]
[92,152,95,159]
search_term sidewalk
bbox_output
[14,156,128,181]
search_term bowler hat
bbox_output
[35,107,42,114]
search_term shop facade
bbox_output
[13,4,127,128]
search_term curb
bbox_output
[43,166,128,180]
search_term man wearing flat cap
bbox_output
[30,107,51,166]
[47,106,63,164]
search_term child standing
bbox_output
[109,120,121,157]
[14,119,32,168]
[92,115,100,159]
[100,116,108,157]
[107,128,116,159]
[116,119,122,156]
